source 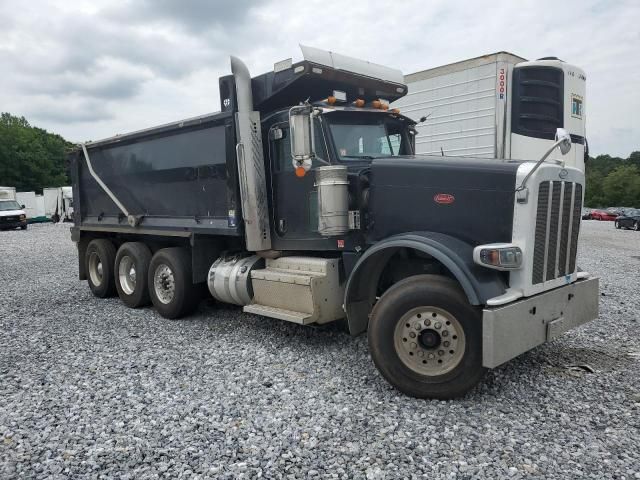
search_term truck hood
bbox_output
[0,209,25,217]
[367,156,521,246]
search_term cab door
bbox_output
[268,122,331,246]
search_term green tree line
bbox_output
[585,151,640,208]
[0,112,72,193]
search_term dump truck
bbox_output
[69,46,599,398]
[393,52,588,171]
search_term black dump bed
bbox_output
[69,103,241,237]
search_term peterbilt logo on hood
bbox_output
[434,193,455,205]
[559,169,569,179]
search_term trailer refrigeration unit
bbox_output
[393,52,588,171]
[69,45,599,399]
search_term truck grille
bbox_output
[1,216,19,222]
[532,181,582,284]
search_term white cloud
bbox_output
[0,0,637,156]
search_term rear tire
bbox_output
[148,248,199,319]
[85,239,117,298]
[368,275,486,399]
[115,242,152,308]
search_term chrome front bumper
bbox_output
[482,277,599,368]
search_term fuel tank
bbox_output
[367,156,521,246]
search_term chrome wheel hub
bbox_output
[394,307,466,376]
[118,255,137,295]
[88,252,103,286]
[153,264,175,304]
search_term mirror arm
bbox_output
[516,129,572,201]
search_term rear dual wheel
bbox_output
[86,240,199,318]
[368,275,486,399]
[115,242,152,308]
[148,248,200,319]
[86,239,117,298]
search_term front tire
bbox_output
[634,222,640,231]
[85,239,117,298]
[115,242,152,308]
[148,248,199,319]
[615,221,620,229]
[368,275,486,399]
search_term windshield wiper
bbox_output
[341,155,376,160]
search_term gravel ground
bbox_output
[1,221,639,479]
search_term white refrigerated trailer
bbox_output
[43,186,74,222]
[16,191,47,223]
[393,52,587,171]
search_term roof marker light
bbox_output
[354,99,365,108]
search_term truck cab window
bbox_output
[327,115,410,161]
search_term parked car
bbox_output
[582,208,592,220]
[590,209,618,221]
[614,209,640,230]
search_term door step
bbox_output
[243,304,312,324]
[245,256,345,324]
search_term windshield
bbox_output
[0,200,21,211]
[327,114,412,161]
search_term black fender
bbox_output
[344,232,507,335]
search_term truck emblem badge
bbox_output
[434,193,455,205]
[559,169,569,179]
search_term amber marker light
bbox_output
[371,100,381,109]
[354,99,365,107]
[327,96,337,105]
[295,166,307,178]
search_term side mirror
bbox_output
[555,128,572,155]
[21,204,25,209]
[289,105,315,175]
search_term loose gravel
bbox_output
[1,221,639,479]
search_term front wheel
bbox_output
[615,221,620,229]
[634,222,640,231]
[368,275,486,399]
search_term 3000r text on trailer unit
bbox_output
[69,46,599,398]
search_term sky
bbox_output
[0,0,638,157]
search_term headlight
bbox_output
[473,243,523,270]
[19,214,26,220]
